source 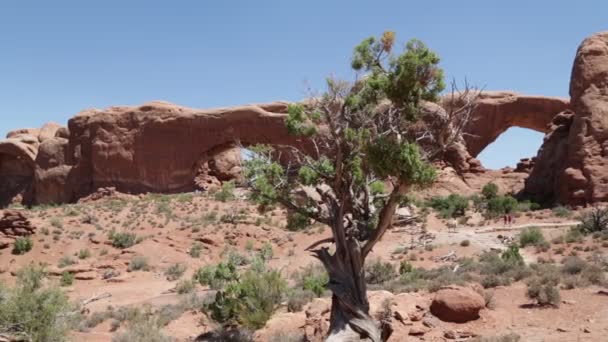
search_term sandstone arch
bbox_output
[462,91,570,157]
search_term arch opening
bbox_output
[476,127,544,170]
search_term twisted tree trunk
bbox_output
[314,238,389,342]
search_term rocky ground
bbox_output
[1,186,607,342]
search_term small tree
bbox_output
[244,32,477,341]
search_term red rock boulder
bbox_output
[430,286,485,323]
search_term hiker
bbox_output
[503,214,508,226]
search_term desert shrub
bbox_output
[189,243,203,258]
[259,242,274,262]
[112,316,171,342]
[578,206,608,234]
[128,256,150,272]
[293,264,328,297]
[60,272,75,287]
[365,259,398,284]
[428,194,468,218]
[564,227,584,243]
[561,256,586,275]
[193,261,239,290]
[57,256,76,268]
[552,206,572,218]
[287,289,315,312]
[516,200,541,212]
[223,248,249,266]
[164,263,186,281]
[214,180,236,202]
[470,333,521,342]
[12,237,33,255]
[78,249,91,260]
[481,182,499,200]
[209,269,287,329]
[109,231,141,249]
[526,275,560,307]
[500,245,524,265]
[176,279,196,294]
[486,196,518,218]
[399,260,414,275]
[0,264,74,342]
[269,331,306,342]
[286,212,311,231]
[518,227,545,247]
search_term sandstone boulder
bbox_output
[430,286,485,323]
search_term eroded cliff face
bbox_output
[524,31,608,205]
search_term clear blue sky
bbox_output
[1,1,606,169]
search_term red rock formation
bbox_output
[463,91,570,157]
[525,32,608,205]
[0,210,36,249]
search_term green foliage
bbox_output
[287,289,316,313]
[109,231,142,249]
[258,242,274,262]
[12,237,33,255]
[501,245,524,265]
[552,205,571,218]
[176,279,196,294]
[112,316,171,342]
[486,195,518,217]
[57,256,76,268]
[128,256,150,272]
[286,211,311,231]
[518,227,546,247]
[526,275,560,307]
[398,260,414,274]
[0,264,74,342]
[189,243,203,258]
[214,181,236,202]
[209,269,287,330]
[365,259,398,284]
[428,194,468,218]
[193,262,239,290]
[78,249,91,260]
[164,263,186,281]
[367,138,436,185]
[481,182,499,200]
[293,264,329,297]
[60,272,74,287]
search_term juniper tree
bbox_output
[244,32,477,341]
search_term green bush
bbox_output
[193,262,239,290]
[482,182,499,199]
[287,289,315,312]
[214,181,236,202]
[365,259,398,284]
[78,249,91,260]
[486,195,518,218]
[259,242,274,262]
[518,227,545,247]
[112,316,171,342]
[565,227,584,243]
[293,264,328,297]
[60,272,75,287]
[428,194,468,218]
[286,212,311,231]
[109,231,142,249]
[399,260,414,275]
[128,256,150,272]
[176,279,196,294]
[209,269,287,330]
[0,264,74,342]
[526,276,560,307]
[500,245,524,265]
[188,243,203,258]
[552,206,572,218]
[12,237,33,255]
[164,263,186,281]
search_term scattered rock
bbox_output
[408,327,428,336]
[430,286,485,323]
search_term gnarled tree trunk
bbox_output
[314,239,389,342]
